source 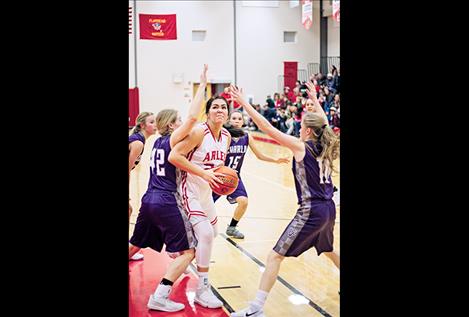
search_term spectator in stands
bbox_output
[266,95,275,109]
[293,86,300,99]
[274,93,281,108]
[320,93,331,118]
[317,72,326,86]
[248,104,261,131]
[331,65,340,93]
[285,113,295,135]
[295,80,302,93]
[326,73,337,94]
[331,94,340,111]
[285,104,299,136]
[294,95,302,107]
[329,107,340,128]
[284,86,296,103]
[220,87,232,105]
[263,99,276,126]
[324,87,334,105]
[272,108,288,133]
[312,78,320,94]
[221,85,242,111]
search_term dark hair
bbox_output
[205,95,229,114]
[223,122,245,138]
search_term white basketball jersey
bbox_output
[178,122,230,225]
[188,122,230,171]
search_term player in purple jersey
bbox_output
[129,65,223,313]
[129,112,157,260]
[229,83,340,317]
[213,110,290,239]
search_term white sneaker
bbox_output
[194,286,223,308]
[130,253,144,261]
[231,304,265,317]
[147,294,185,312]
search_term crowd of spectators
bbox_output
[246,66,340,136]
[220,66,340,137]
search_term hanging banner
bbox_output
[139,14,177,40]
[333,0,340,22]
[301,0,313,30]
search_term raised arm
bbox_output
[248,134,290,164]
[305,81,328,124]
[170,64,208,148]
[168,127,223,188]
[229,84,304,157]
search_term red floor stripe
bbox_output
[129,248,229,317]
[251,135,281,145]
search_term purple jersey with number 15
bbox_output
[225,134,249,176]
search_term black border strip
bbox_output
[220,233,333,317]
[218,286,241,290]
[188,263,235,313]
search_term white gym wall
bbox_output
[130,0,338,116]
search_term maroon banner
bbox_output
[129,87,140,127]
[139,14,177,40]
[284,61,298,90]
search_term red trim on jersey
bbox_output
[180,146,200,215]
[210,217,218,225]
[181,172,191,215]
[204,122,222,142]
[189,211,206,217]
[252,135,281,145]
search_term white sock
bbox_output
[154,284,172,298]
[197,271,209,289]
[251,290,269,309]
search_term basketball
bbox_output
[211,165,239,196]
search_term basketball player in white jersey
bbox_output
[169,95,231,309]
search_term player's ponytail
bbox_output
[302,112,340,176]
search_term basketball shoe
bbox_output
[231,303,265,317]
[194,285,223,308]
[226,225,245,239]
[147,291,184,312]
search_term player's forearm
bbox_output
[189,82,206,120]
[239,99,274,133]
[255,153,276,163]
[168,153,206,178]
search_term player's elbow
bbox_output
[168,152,178,165]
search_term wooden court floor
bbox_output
[130,131,340,317]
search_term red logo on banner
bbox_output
[139,14,177,40]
